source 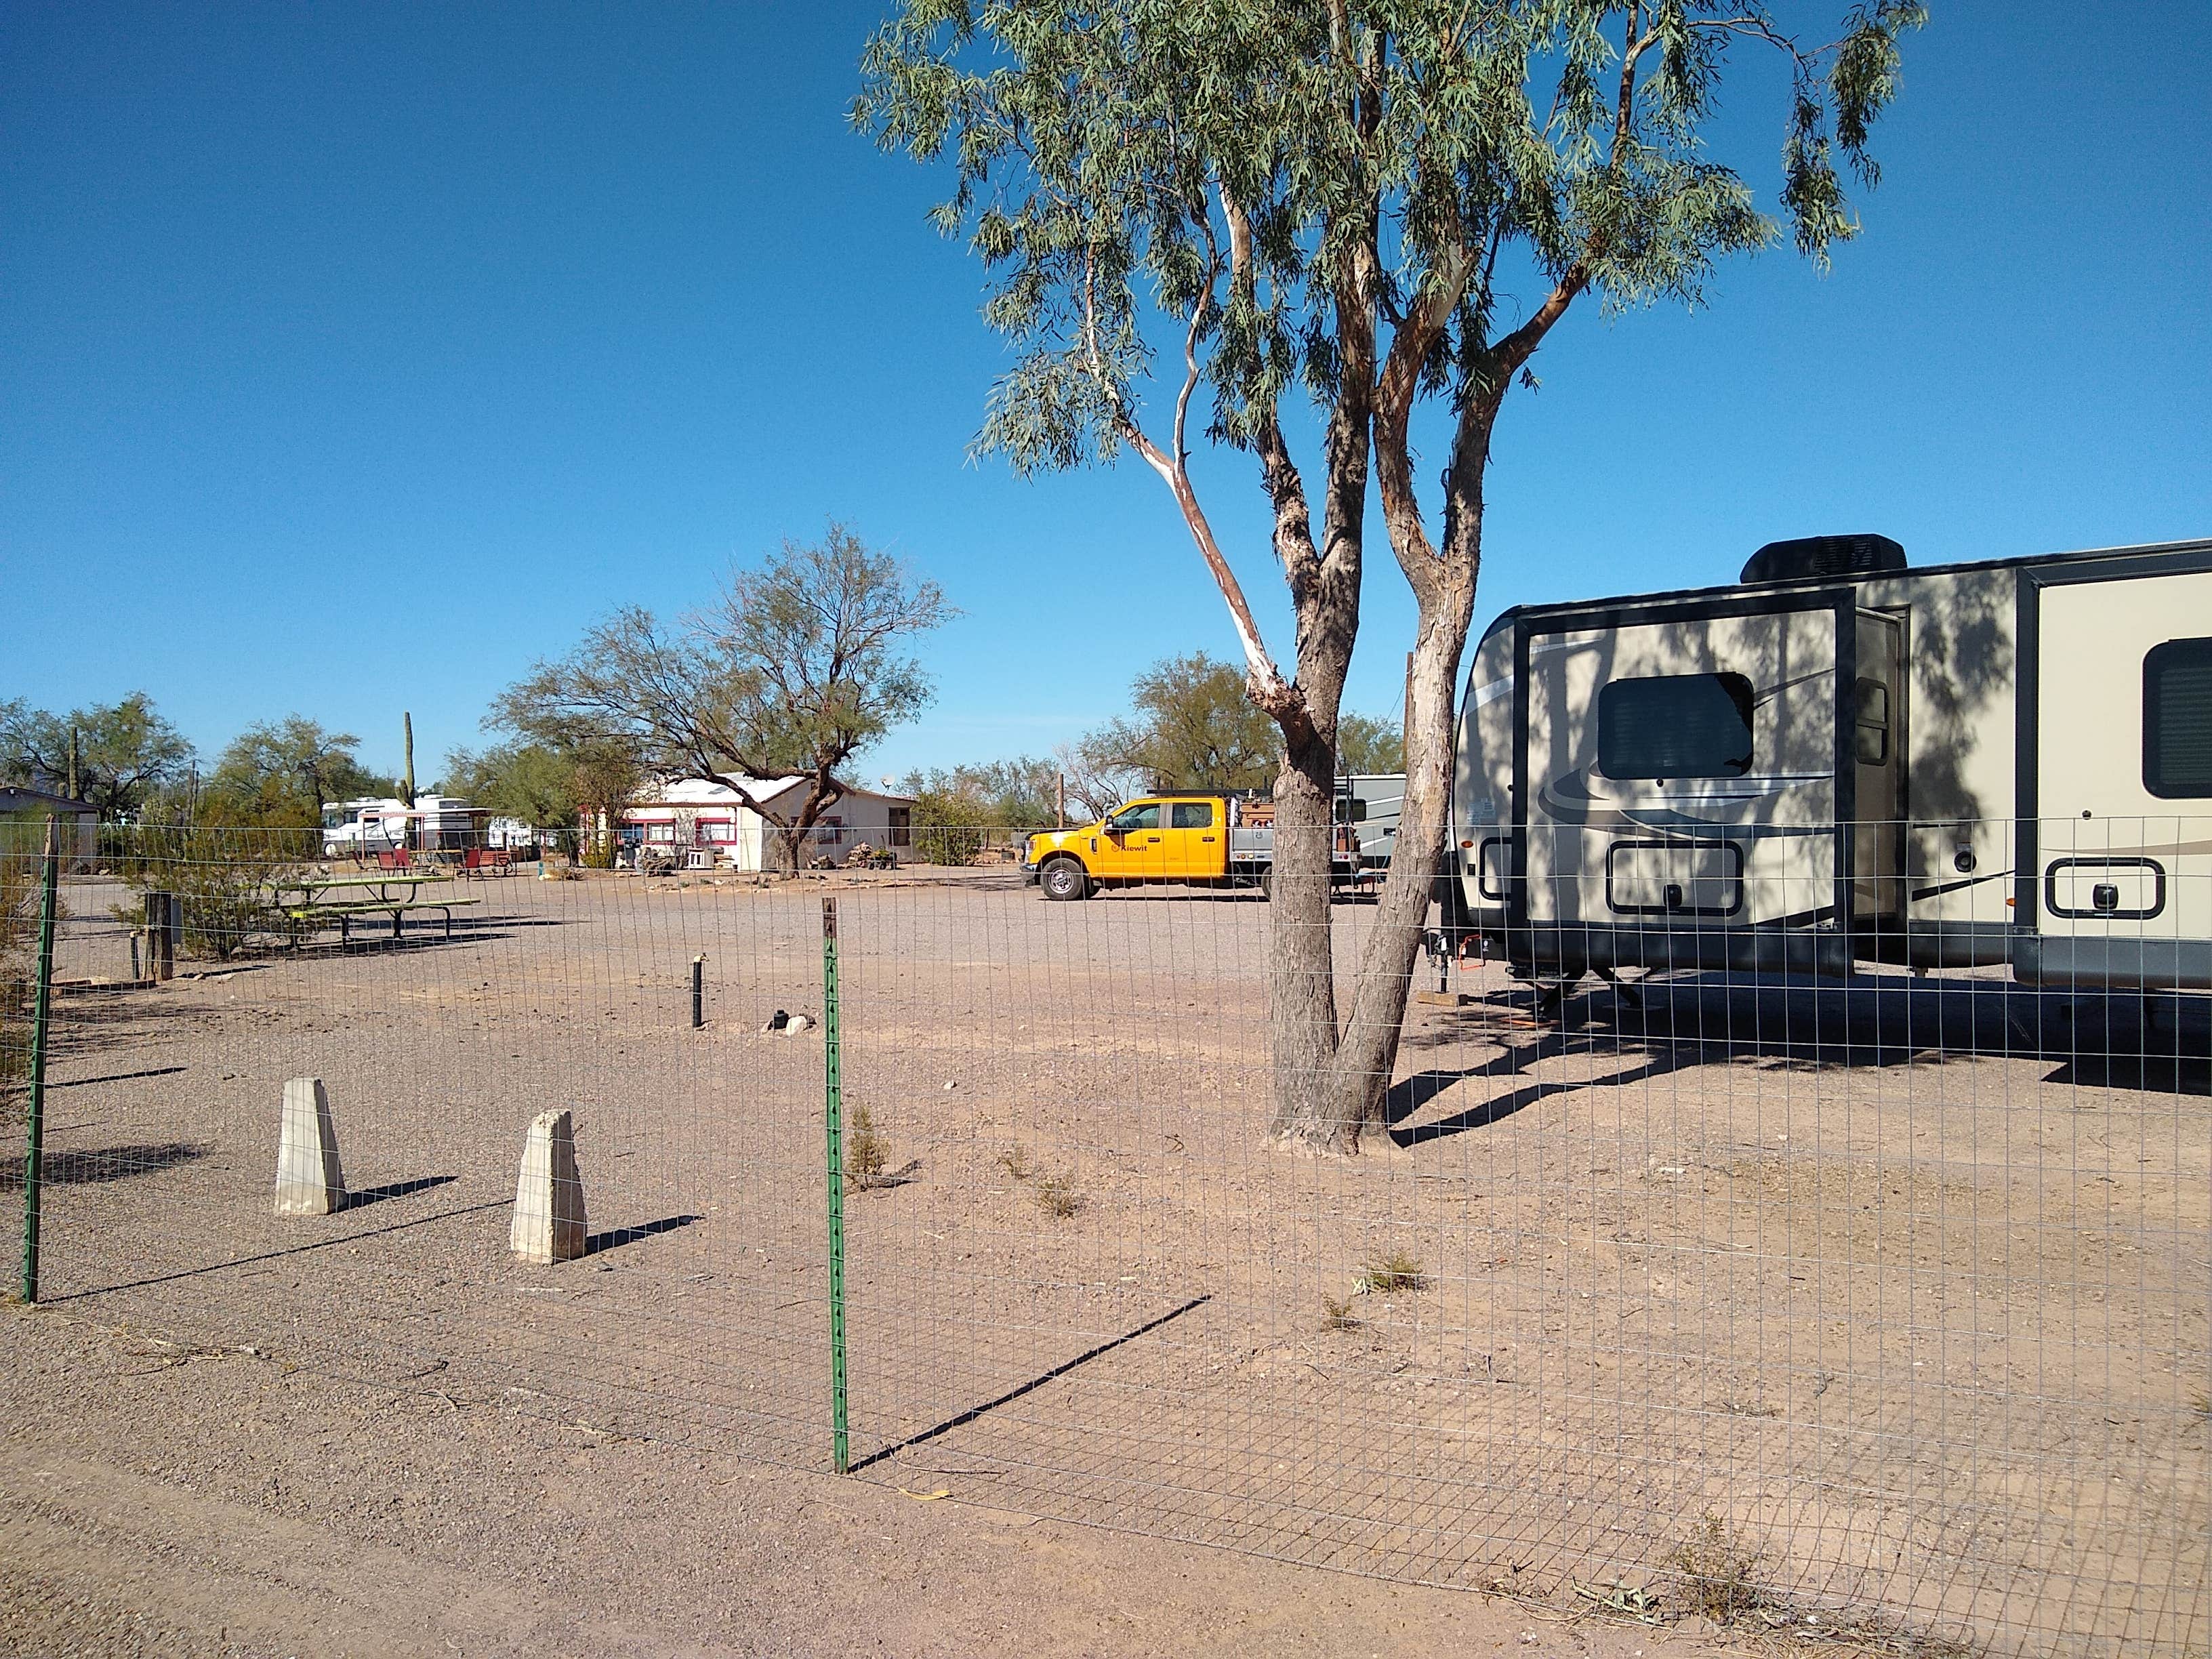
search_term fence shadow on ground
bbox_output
[49,1195,512,1305]
[47,1065,190,1090]
[848,1294,1214,1475]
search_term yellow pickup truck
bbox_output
[1022,795,1253,901]
[1021,790,1387,901]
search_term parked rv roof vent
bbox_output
[1740,533,1906,585]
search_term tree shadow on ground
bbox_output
[0,1141,210,1189]
[583,1214,701,1255]
[1388,972,2209,1145]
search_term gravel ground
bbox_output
[3,864,2205,1658]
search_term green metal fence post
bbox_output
[20,816,61,1305]
[821,897,849,1473]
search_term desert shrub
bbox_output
[115,813,312,961]
[0,815,45,1091]
[910,787,987,866]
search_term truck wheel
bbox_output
[1041,858,1089,901]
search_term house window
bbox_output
[2144,637,2212,798]
[1597,673,1757,781]
[888,806,912,848]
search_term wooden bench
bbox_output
[283,897,483,944]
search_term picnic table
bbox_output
[264,871,480,944]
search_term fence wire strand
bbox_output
[0,821,2205,1658]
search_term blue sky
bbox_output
[5,3,2208,785]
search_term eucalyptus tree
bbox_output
[861,0,1920,1150]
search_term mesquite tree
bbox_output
[493,526,950,869]
[860,1,1919,1151]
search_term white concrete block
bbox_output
[274,1078,347,1216]
[510,1109,588,1263]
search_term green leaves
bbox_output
[859,1,1922,459]
[0,692,195,819]
[488,525,951,811]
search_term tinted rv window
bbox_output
[1597,673,1756,780]
[2144,638,2212,798]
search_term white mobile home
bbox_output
[619,775,916,871]
[1449,535,2212,996]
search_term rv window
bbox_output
[2144,637,2212,798]
[1853,678,1890,766]
[1597,673,1756,780]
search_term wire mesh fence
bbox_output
[1,819,2205,1658]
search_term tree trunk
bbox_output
[1332,588,1476,1141]
[1267,721,1353,1151]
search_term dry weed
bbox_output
[1031,1171,1082,1219]
[1357,1249,1426,1294]
[1669,1511,1764,1625]
[844,1102,888,1189]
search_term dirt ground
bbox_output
[3,1300,1748,1659]
[2,865,2205,1658]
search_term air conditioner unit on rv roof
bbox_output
[1740,533,1906,585]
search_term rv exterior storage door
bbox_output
[2022,562,2212,990]
[1517,595,1851,977]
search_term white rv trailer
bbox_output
[1447,535,2212,995]
[1343,773,1404,869]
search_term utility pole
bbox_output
[1056,773,1066,830]
[1402,651,1414,774]
[66,726,79,800]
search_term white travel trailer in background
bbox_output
[1448,535,2212,999]
[321,796,491,857]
